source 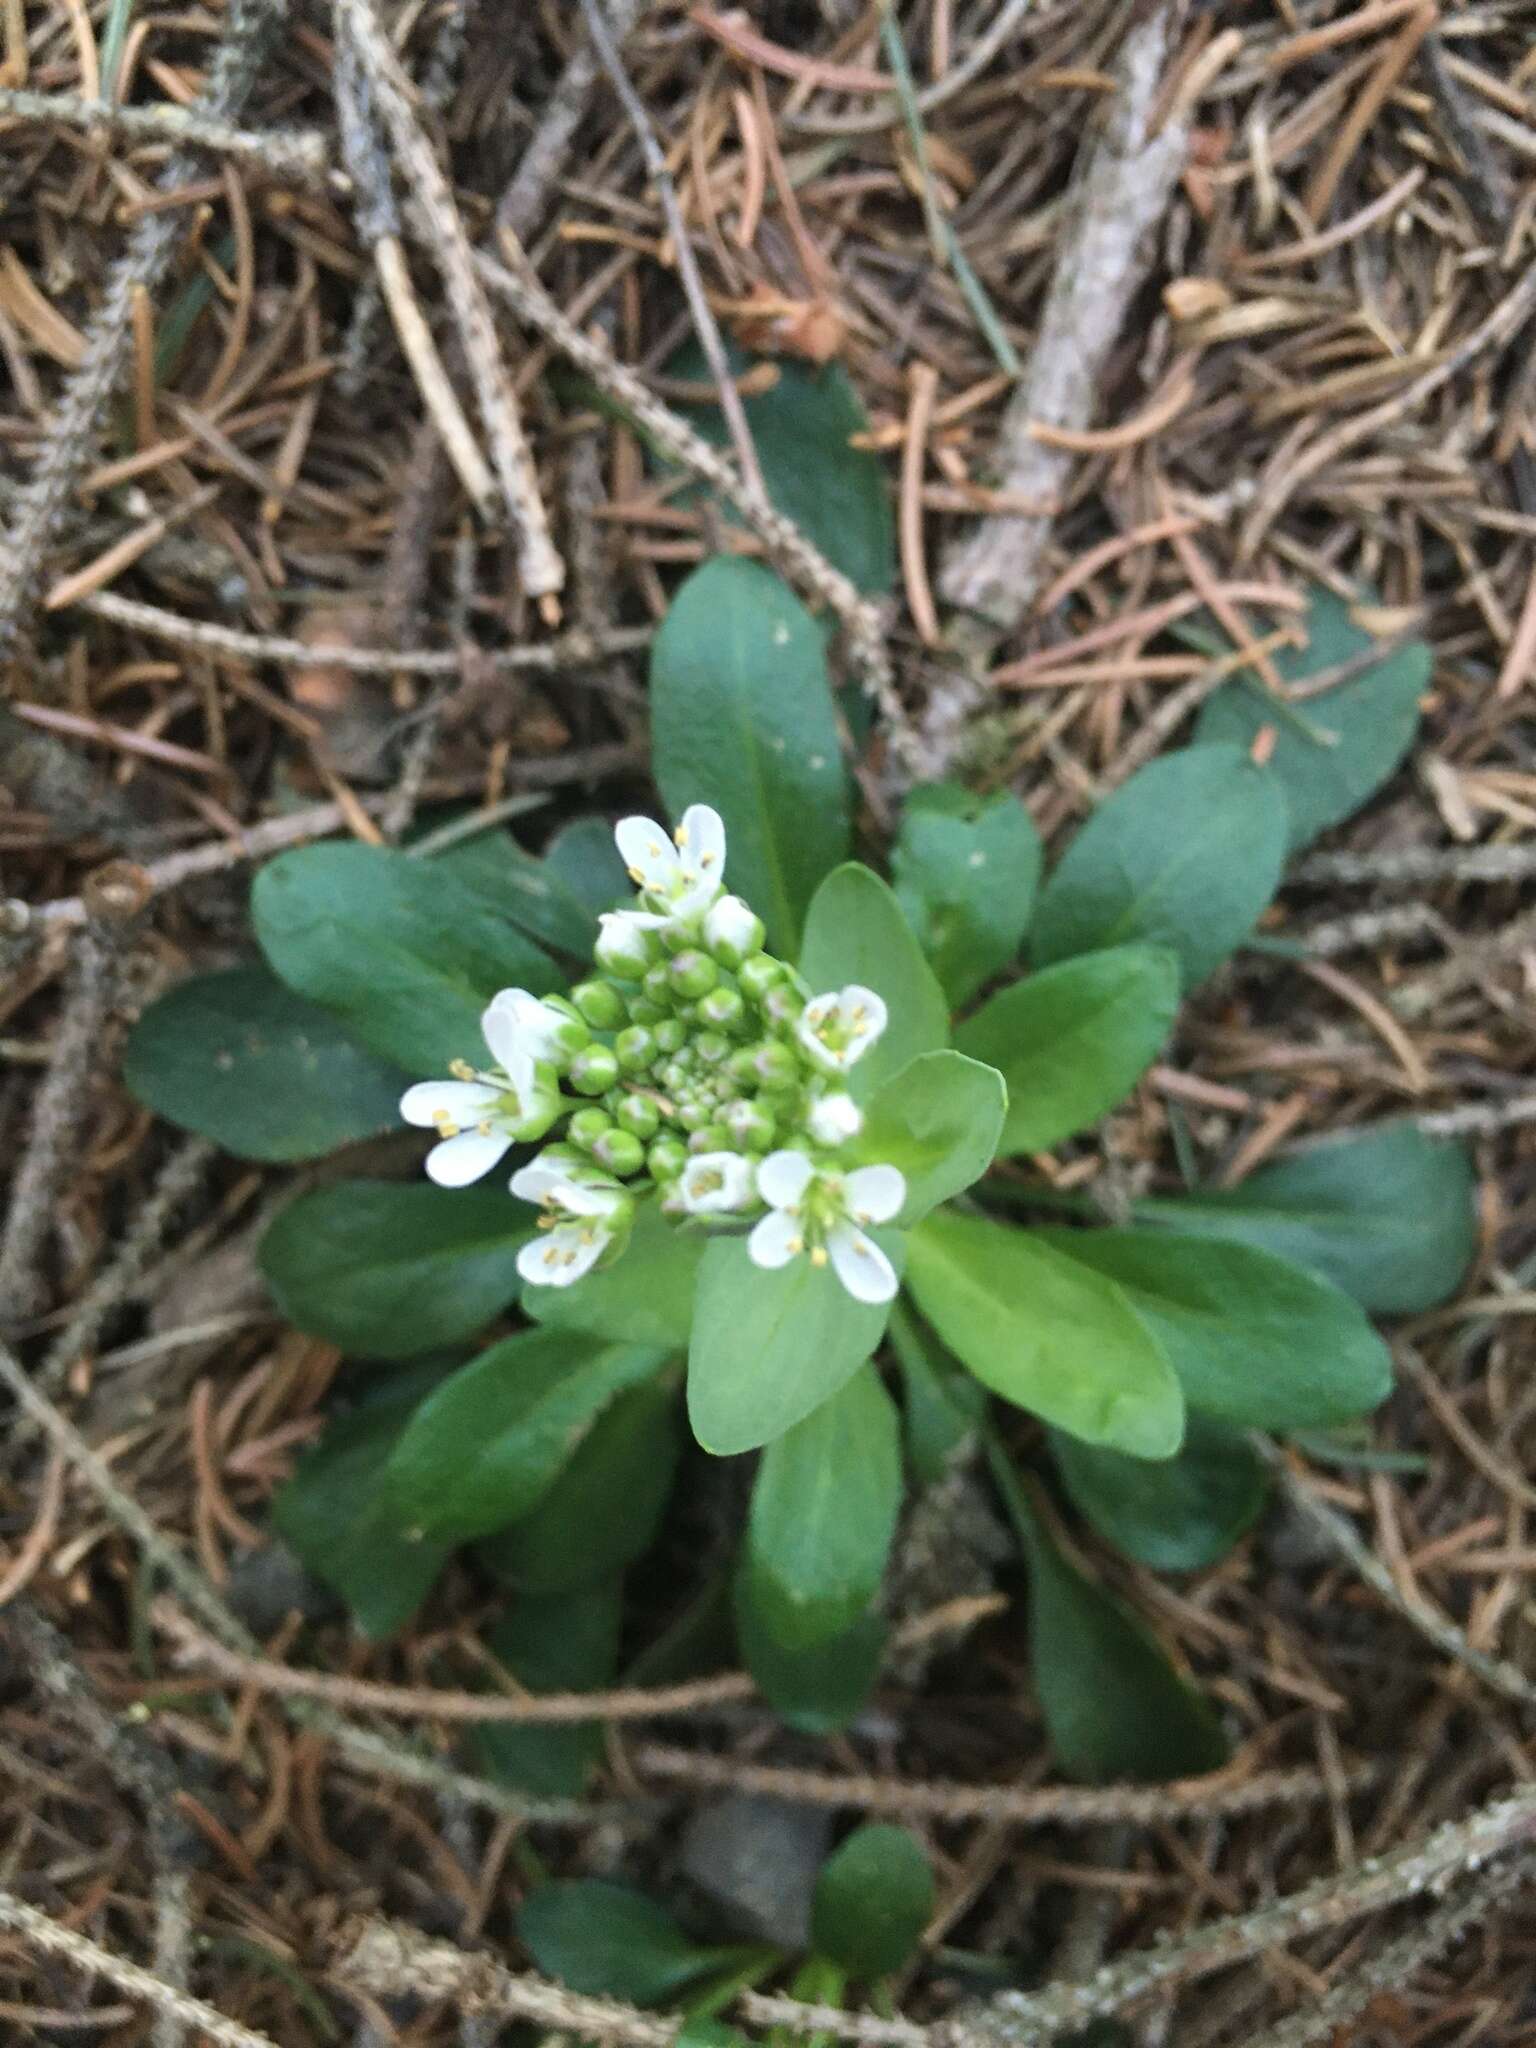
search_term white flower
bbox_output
[483,987,584,1069]
[798,984,888,1075]
[679,1150,755,1216]
[511,1155,630,1288]
[401,992,563,1186]
[703,892,764,967]
[615,804,726,921]
[806,1092,863,1146]
[747,1149,905,1305]
[595,909,664,976]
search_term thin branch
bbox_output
[0,84,329,183]
[498,0,645,238]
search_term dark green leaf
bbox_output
[798,864,950,1100]
[258,1181,529,1358]
[1032,1229,1393,1428]
[385,1331,668,1541]
[650,557,850,953]
[253,841,559,1073]
[856,1051,1006,1222]
[519,1881,731,2002]
[1193,586,1430,849]
[271,1365,454,1638]
[906,1211,1182,1458]
[812,1826,934,1979]
[545,814,630,916]
[1050,1412,1269,1571]
[688,1235,895,1455]
[123,966,405,1162]
[525,1197,703,1347]
[1132,1123,1476,1314]
[473,1581,622,1797]
[991,1453,1227,1782]
[887,1306,985,1486]
[734,1566,886,1735]
[477,1376,680,1592]
[1029,745,1287,987]
[956,947,1179,1156]
[663,343,895,595]
[436,831,601,958]
[747,1367,901,1649]
[892,783,1042,1006]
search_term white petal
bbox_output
[518,1224,610,1288]
[679,804,726,879]
[509,1159,565,1204]
[798,1001,852,1074]
[557,1180,625,1219]
[807,1092,863,1145]
[828,1225,898,1304]
[844,1163,906,1225]
[839,985,888,1064]
[680,1151,754,1215]
[483,988,565,1066]
[615,815,682,893]
[400,1080,500,1129]
[425,1127,512,1187]
[748,1208,805,1270]
[757,1149,815,1210]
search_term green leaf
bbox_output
[906,1211,1182,1458]
[477,1376,680,1592]
[747,1367,901,1649]
[856,1051,1006,1222]
[812,1827,935,1979]
[258,1181,529,1359]
[956,947,1179,1156]
[545,814,630,916]
[271,1366,454,1639]
[252,841,560,1074]
[990,1454,1227,1782]
[1050,1412,1269,1571]
[734,1566,886,1735]
[1194,587,1430,850]
[663,343,895,595]
[1132,1123,1476,1315]
[1029,745,1287,987]
[525,1198,703,1346]
[798,864,950,1100]
[123,965,405,1163]
[519,1881,733,2002]
[892,783,1042,1006]
[1032,1229,1393,1429]
[688,1236,895,1455]
[435,831,602,958]
[385,1331,668,1541]
[651,557,850,953]
[473,1581,622,1798]
[887,1305,985,1486]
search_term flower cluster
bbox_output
[401,806,906,1303]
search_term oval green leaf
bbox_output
[734,1565,886,1736]
[525,1197,703,1347]
[519,1881,735,2002]
[473,1582,622,1798]
[123,965,406,1162]
[892,783,1041,1006]
[906,1210,1182,1458]
[956,946,1179,1156]
[650,557,850,953]
[811,1826,935,1979]
[798,863,950,1100]
[1050,1412,1269,1572]
[856,1051,1006,1222]
[1029,744,1287,987]
[258,1181,530,1359]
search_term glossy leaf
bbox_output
[811,1826,934,1979]
[271,1366,454,1639]
[544,814,630,916]
[992,1454,1228,1782]
[473,1582,623,1797]
[123,965,405,1162]
[1033,1228,1393,1429]
[1133,1123,1476,1315]
[258,1181,529,1358]
[747,1367,901,1649]
[688,1235,896,1455]
[734,1565,886,1735]
[385,1331,668,1541]
[798,864,950,1100]
[892,783,1041,1005]
[856,1051,1007,1222]
[519,1881,733,2002]
[1029,745,1287,987]
[906,1210,1182,1458]
[887,1306,985,1486]
[651,557,850,953]
[956,946,1179,1156]
[525,1197,702,1346]
[477,1377,680,1592]
[436,831,602,958]
[1051,1412,1269,1571]
[253,841,559,1074]
[1194,586,1430,849]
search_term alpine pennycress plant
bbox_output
[126,536,1475,1786]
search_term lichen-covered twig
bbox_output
[0,84,328,183]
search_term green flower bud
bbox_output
[750,1039,801,1090]
[642,962,674,1009]
[594,912,655,980]
[569,1044,620,1096]
[704,894,766,968]
[737,952,783,1003]
[688,1123,733,1155]
[593,1126,645,1177]
[696,983,746,1033]
[764,984,805,1032]
[566,1106,613,1153]
[508,1061,565,1141]
[669,948,719,1000]
[653,1017,687,1055]
[676,1098,712,1132]
[615,1024,656,1073]
[617,1092,661,1141]
[570,978,628,1031]
[660,1058,692,1095]
[627,998,666,1027]
[727,1046,760,1088]
[647,1135,689,1182]
[724,1098,777,1152]
[694,1030,731,1067]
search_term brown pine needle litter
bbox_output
[2,2,1536,2042]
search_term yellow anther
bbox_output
[627,866,646,885]
[477,1120,493,1137]
[787,1236,804,1255]
[810,1246,829,1267]
[674,826,687,847]
[449,1058,474,1080]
